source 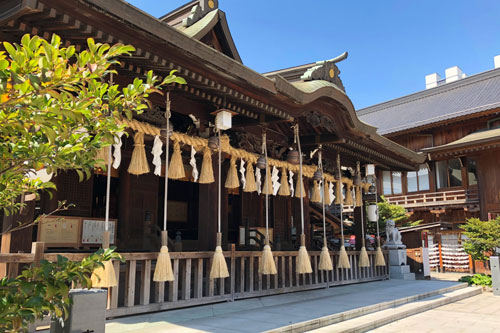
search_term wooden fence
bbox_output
[0,243,389,318]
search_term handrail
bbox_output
[385,189,479,208]
[2,245,389,320]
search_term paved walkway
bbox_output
[367,292,500,333]
[106,279,460,333]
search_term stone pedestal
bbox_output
[384,245,415,280]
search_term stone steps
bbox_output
[266,283,478,333]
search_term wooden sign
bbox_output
[37,215,118,247]
[81,218,117,245]
[38,216,81,247]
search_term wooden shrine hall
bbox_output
[0,0,425,317]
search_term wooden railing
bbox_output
[0,244,388,318]
[385,189,479,209]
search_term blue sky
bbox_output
[128,1,500,109]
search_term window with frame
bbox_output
[436,159,462,189]
[467,158,477,186]
[407,164,430,192]
[381,171,403,195]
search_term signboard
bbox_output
[38,216,81,247]
[37,215,118,247]
[81,219,117,245]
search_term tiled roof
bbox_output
[422,127,500,153]
[357,68,500,135]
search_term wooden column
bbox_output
[353,206,364,251]
[197,155,218,251]
[0,200,36,276]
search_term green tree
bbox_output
[462,217,500,261]
[365,197,415,235]
[0,249,122,332]
[0,34,185,216]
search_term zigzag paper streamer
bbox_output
[190,146,198,182]
[271,166,280,195]
[112,132,124,169]
[152,135,163,176]
[239,159,246,190]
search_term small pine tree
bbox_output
[462,217,500,261]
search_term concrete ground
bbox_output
[105,279,461,333]
[367,292,500,333]
[431,271,469,282]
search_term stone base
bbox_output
[389,265,415,280]
[388,249,408,266]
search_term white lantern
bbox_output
[214,109,233,130]
[367,204,378,222]
[365,164,375,176]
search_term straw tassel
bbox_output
[375,239,386,266]
[168,140,185,179]
[210,233,229,279]
[294,176,305,198]
[334,180,343,204]
[278,167,290,196]
[259,237,277,275]
[262,166,273,195]
[319,244,333,271]
[358,246,370,267]
[95,146,111,167]
[310,180,321,203]
[244,162,257,192]
[91,231,117,287]
[225,156,240,189]
[128,132,150,175]
[198,147,214,184]
[323,181,331,206]
[297,234,312,274]
[355,185,362,207]
[91,260,117,287]
[153,231,175,282]
[344,184,353,206]
[337,245,351,269]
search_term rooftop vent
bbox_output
[445,66,466,83]
[425,73,442,89]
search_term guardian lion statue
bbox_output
[385,220,402,245]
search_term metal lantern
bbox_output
[313,169,322,181]
[353,173,361,186]
[286,149,300,165]
[333,168,341,181]
[256,155,266,169]
[207,135,219,149]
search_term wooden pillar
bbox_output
[353,206,364,251]
[0,200,36,276]
[197,155,218,251]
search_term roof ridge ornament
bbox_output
[183,0,219,27]
[300,52,348,92]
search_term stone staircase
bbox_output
[266,283,481,333]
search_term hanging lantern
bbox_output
[367,204,378,222]
[256,155,266,169]
[313,169,322,181]
[207,135,219,149]
[286,149,300,165]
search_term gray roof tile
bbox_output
[357,68,500,135]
